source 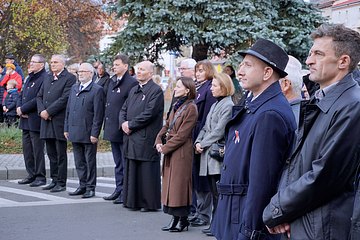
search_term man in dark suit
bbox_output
[37,54,76,193]
[64,63,105,198]
[17,54,48,187]
[119,60,164,212]
[102,54,137,204]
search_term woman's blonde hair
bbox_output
[213,72,235,96]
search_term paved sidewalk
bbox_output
[0,152,115,180]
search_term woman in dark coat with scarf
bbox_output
[155,77,198,232]
[190,60,217,227]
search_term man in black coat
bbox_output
[263,24,360,240]
[37,54,76,193]
[119,60,164,211]
[17,54,48,187]
[102,54,137,204]
[64,63,105,198]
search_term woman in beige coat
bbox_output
[155,77,198,233]
[194,72,234,236]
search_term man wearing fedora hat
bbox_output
[210,38,296,240]
[263,24,360,240]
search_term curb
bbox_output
[0,166,115,180]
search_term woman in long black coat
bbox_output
[190,60,217,227]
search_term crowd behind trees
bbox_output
[1,23,360,240]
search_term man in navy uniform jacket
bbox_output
[64,63,105,198]
[211,39,296,240]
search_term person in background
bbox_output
[17,54,48,187]
[0,63,22,100]
[67,63,80,80]
[263,23,360,240]
[190,60,217,227]
[119,60,164,212]
[152,74,162,89]
[37,54,76,193]
[279,55,304,127]
[156,77,198,232]
[129,66,136,77]
[4,53,24,81]
[94,63,110,93]
[64,63,105,199]
[102,54,137,204]
[0,64,4,123]
[195,72,234,236]
[223,65,243,104]
[166,58,197,120]
[2,79,19,127]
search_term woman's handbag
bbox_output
[209,140,225,162]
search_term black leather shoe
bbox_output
[42,182,56,190]
[50,185,66,192]
[190,218,208,227]
[68,187,86,196]
[113,196,123,204]
[29,179,46,187]
[18,177,35,185]
[82,190,95,198]
[103,191,120,201]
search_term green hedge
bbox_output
[0,124,111,154]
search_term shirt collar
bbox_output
[80,80,92,90]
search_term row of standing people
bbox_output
[158,23,360,240]
[12,22,360,240]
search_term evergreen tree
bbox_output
[107,0,325,63]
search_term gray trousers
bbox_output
[194,190,212,222]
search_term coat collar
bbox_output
[316,71,358,113]
[135,79,155,94]
[75,81,94,94]
[245,81,283,113]
[28,68,46,82]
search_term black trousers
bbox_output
[45,139,67,186]
[110,142,124,194]
[208,174,221,221]
[22,130,46,181]
[72,142,97,190]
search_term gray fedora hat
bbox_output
[239,38,289,78]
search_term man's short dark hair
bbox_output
[114,54,129,65]
[311,24,360,71]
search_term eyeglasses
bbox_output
[30,61,42,64]
[178,67,191,71]
[77,70,92,73]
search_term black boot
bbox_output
[161,216,179,231]
[169,216,189,232]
